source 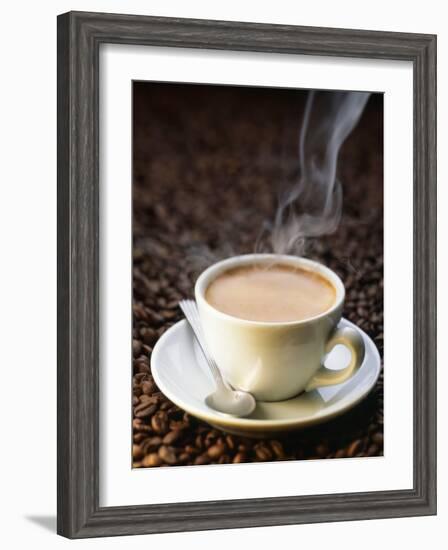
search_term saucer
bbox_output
[151,318,381,438]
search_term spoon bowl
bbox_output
[205,389,256,417]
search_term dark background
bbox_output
[132,82,383,467]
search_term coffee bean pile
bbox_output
[132,83,384,468]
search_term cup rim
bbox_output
[194,253,345,327]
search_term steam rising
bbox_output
[269,90,370,255]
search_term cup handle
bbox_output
[305,325,365,392]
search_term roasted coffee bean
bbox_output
[254,443,273,461]
[233,452,246,464]
[178,452,190,463]
[194,454,210,466]
[141,380,155,395]
[133,372,148,382]
[133,444,143,461]
[148,310,165,325]
[133,303,149,322]
[138,394,154,403]
[132,339,142,357]
[160,309,178,320]
[142,436,163,453]
[142,453,162,467]
[346,439,363,458]
[134,361,150,374]
[158,445,177,465]
[166,405,181,416]
[140,327,157,345]
[207,443,225,460]
[132,418,152,433]
[163,430,182,445]
[151,411,169,434]
[184,445,199,455]
[133,432,146,444]
[170,420,189,431]
[132,418,143,430]
[151,391,164,400]
[134,402,157,419]
[269,440,285,459]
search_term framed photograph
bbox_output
[57,11,436,538]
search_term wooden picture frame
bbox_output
[57,11,437,538]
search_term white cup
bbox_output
[195,254,365,402]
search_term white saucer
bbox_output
[151,318,381,438]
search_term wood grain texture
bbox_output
[57,11,437,538]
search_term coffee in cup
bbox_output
[205,263,336,323]
[195,254,365,401]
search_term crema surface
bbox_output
[205,264,336,322]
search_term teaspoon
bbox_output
[179,300,256,417]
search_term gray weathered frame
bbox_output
[57,11,437,538]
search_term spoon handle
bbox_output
[179,300,227,389]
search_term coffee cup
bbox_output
[195,254,365,402]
